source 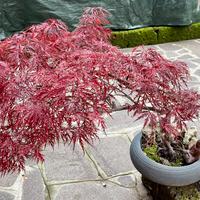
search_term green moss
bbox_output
[171,185,200,200]
[156,26,190,43]
[111,32,127,48]
[170,158,183,167]
[142,176,200,200]
[143,144,161,163]
[190,23,200,38]
[125,27,158,47]
[111,23,200,48]
[143,145,183,166]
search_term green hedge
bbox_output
[111,23,200,48]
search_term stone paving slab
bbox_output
[21,167,45,200]
[43,143,99,182]
[191,58,200,64]
[86,136,134,176]
[116,174,136,188]
[0,173,18,187]
[173,40,200,57]
[0,192,15,200]
[52,181,140,200]
[98,110,143,135]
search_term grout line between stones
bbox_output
[0,187,16,193]
[84,149,107,179]
[38,162,52,200]
[106,179,136,189]
[133,176,144,200]
[46,171,137,186]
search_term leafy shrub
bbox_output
[0,7,199,175]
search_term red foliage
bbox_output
[0,7,200,174]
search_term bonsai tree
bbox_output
[0,7,200,175]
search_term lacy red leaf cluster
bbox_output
[0,7,199,174]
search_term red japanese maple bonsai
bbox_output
[0,7,200,175]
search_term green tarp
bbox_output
[0,0,200,39]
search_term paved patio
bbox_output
[1,39,200,200]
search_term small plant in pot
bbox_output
[0,7,200,196]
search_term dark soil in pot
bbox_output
[141,126,200,167]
